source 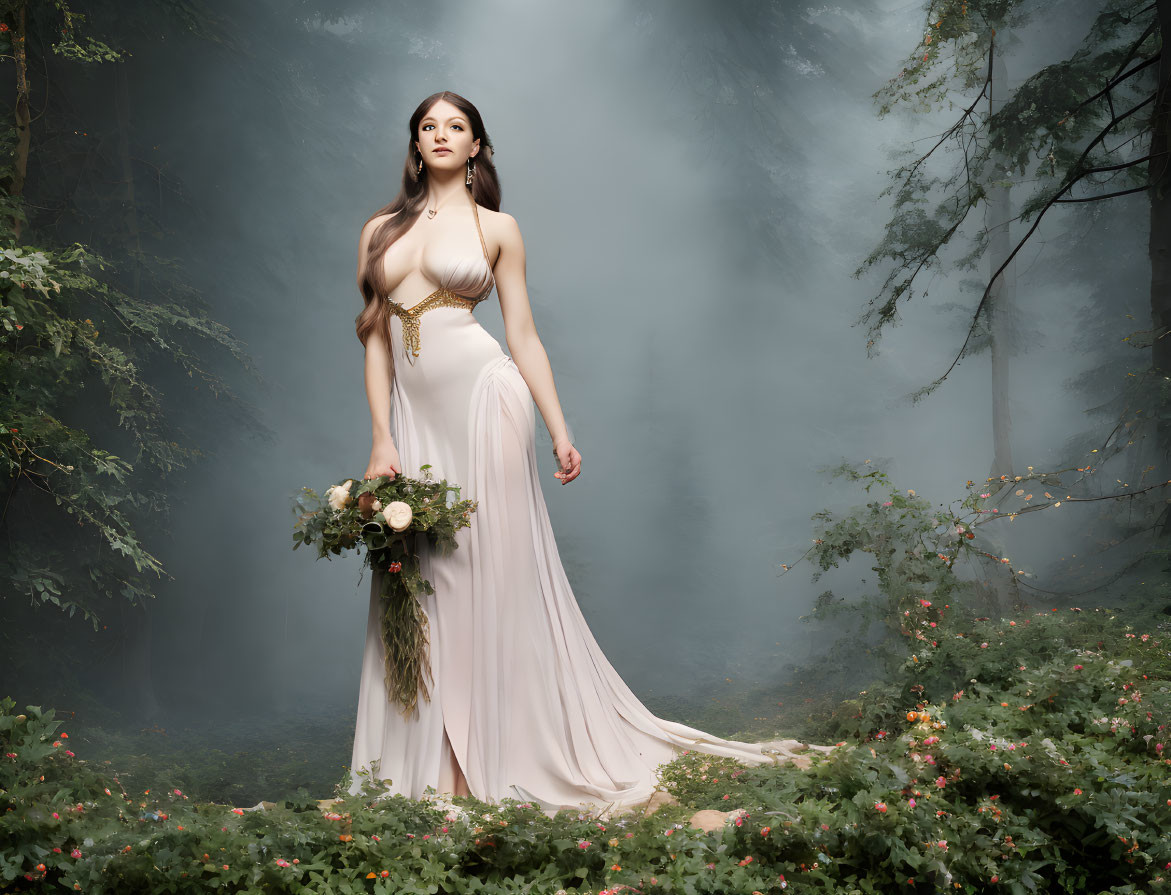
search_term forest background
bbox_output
[0,0,1169,880]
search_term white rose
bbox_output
[326,479,354,511]
[382,500,413,532]
[371,498,382,512]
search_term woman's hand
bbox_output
[553,438,581,485]
[365,439,402,481]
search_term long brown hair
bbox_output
[355,90,502,376]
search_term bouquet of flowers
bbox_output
[292,464,477,717]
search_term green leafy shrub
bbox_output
[4,607,1169,893]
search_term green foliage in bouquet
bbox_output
[292,465,477,717]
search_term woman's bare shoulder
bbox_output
[477,206,521,242]
[477,205,516,225]
[361,210,398,238]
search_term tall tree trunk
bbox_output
[115,62,144,298]
[113,60,160,720]
[985,41,1024,611]
[988,47,1017,484]
[1152,0,1171,520]
[7,1,30,239]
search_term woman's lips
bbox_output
[433,149,451,154]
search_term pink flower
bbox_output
[980,643,989,649]
[70,849,81,859]
[875,802,888,813]
[1073,788,1083,795]
[935,776,947,788]
[1073,665,1084,670]
[908,798,916,807]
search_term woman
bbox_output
[349,90,831,817]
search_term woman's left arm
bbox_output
[493,211,581,485]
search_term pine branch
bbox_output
[904,89,1160,403]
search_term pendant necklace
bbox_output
[426,193,456,219]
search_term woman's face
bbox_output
[416,99,479,174]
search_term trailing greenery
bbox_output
[293,467,478,716]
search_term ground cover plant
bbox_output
[2,605,1169,894]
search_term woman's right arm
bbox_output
[359,216,402,481]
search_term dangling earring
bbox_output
[417,155,424,177]
[466,157,475,187]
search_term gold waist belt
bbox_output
[386,287,484,360]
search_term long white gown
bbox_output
[348,192,824,817]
